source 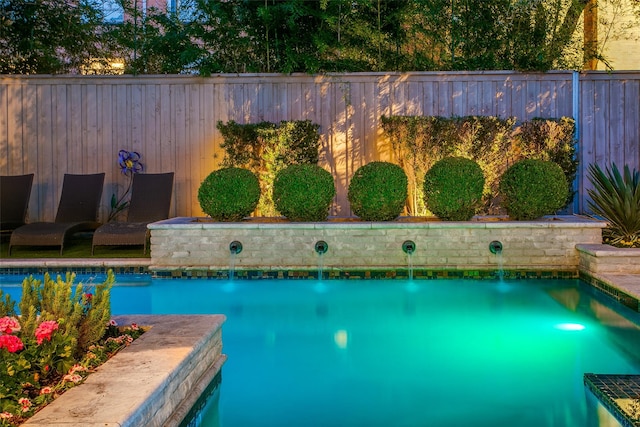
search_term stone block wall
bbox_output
[577,244,640,274]
[149,216,605,274]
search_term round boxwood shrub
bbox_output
[198,167,260,221]
[423,157,485,221]
[347,161,408,221]
[499,159,569,220]
[273,164,335,221]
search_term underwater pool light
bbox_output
[555,323,585,331]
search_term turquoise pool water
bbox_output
[2,275,639,426]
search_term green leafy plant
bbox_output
[217,121,275,171]
[423,157,485,221]
[587,163,640,248]
[0,270,142,426]
[381,115,515,215]
[347,162,408,221]
[198,167,261,221]
[381,115,580,215]
[217,120,321,216]
[499,159,568,220]
[18,272,112,358]
[257,120,321,216]
[273,164,335,221]
[516,118,578,209]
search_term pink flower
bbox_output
[0,316,20,334]
[18,397,32,412]
[106,336,124,345]
[40,387,53,395]
[35,320,59,345]
[108,319,118,327]
[0,334,24,353]
[63,374,83,383]
[68,364,87,375]
[130,323,139,331]
[0,412,14,419]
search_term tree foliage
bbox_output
[1,0,638,75]
[0,0,108,74]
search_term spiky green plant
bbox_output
[19,271,113,357]
[587,163,640,248]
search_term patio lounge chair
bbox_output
[0,173,34,236]
[91,172,174,255]
[8,173,105,255]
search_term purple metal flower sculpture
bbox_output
[108,150,144,221]
[118,150,144,175]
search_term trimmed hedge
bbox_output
[273,164,335,221]
[499,159,568,220]
[198,167,261,221]
[217,119,321,216]
[423,157,485,221]
[348,162,408,221]
[381,115,577,215]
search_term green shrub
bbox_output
[0,270,144,423]
[257,120,321,216]
[381,115,577,215]
[347,161,408,221]
[217,120,275,170]
[516,117,578,209]
[217,120,321,216]
[587,163,640,248]
[19,271,113,358]
[381,115,516,215]
[273,164,335,221]
[499,159,568,220]
[423,157,485,220]
[198,167,260,221]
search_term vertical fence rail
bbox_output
[0,71,638,221]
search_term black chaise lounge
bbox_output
[0,173,34,236]
[92,172,174,255]
[9,173,105,255]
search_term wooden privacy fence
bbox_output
[1,71,639,222]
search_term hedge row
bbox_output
[199,158,569,222]
[380,115,577,215]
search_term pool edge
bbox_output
[22,314,226,427]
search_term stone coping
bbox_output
[0,258,150,269]
[577,244,640,258]
[577,244,640,275]
[23,315,226,427]
[150,214,606,230]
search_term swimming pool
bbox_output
[2,275,639,426]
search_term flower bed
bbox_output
[0,271,143,426]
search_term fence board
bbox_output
[625,82,640,168]
[1,71,639,222]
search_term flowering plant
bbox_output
[0,271,144,426]
[108,150,144,221]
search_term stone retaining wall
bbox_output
[149,216,606,274]
[577,244,640,275]
[23,315,226,427]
